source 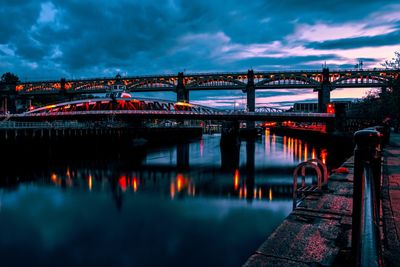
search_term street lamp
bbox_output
[233,101,240,111]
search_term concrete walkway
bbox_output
[382,133,400,267]
[243,133,400,267]
[243,157,355,266]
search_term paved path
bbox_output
[243,157,355,266]
[382,133,400,267]
[243,133,400,267]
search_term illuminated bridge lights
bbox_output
[26,98,219,114]
[14,68,400,95]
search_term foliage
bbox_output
[1,72,20,84]
[382,51,400,69]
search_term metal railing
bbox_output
[0,121,95,129]
[292,158,328,209]
[352,129,384,267]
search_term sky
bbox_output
[1,0,400,108]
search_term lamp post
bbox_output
[233,101,240,111]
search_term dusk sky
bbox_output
[1,0,400,108]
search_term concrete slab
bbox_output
[255,216,341,266]
[243,254,310,267]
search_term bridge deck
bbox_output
[7,110,335,123]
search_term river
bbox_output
[0,130,350,267]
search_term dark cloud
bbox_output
[307,30,400,50]
[0,0,399,105]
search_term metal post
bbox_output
[318,68,331,113]
[352,129,382,267]
[245,69,255,129]
[176,72,188,103]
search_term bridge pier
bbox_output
[244,69,255,129]
[220,120,241,170]
[318,68,332,113]
[0,96,7,113]
[176,72,189,103]
[245,138,255,201]
[177,142,190,170]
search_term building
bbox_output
[292,101,352,113]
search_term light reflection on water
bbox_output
[0,133,342,267]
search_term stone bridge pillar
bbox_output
[177,142,190,170]
[0,96,7,113]
[176,72,189,103]
[60,78,66,93]
[220,120,240,171]
[318,68,332,113]
[244,69,255,129]
[245,138,255,201]
[1,84,17,113]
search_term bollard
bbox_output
[352,129,382,267]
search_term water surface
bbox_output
[0,132,348,267]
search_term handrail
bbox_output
[352,129,383,267]
[292,161,323,209]
[302,158,328,187]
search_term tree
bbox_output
[382,51,400,69]
[0,72,19,85]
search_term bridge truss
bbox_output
[14,69,400,96]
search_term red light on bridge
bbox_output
[119,176,127,192]
[326,103,335,114]
[120,92,132,98]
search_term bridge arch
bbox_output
[74,84,110,91]
[26,97,219,114]
[186,77,245,88]
[332,73,393,86]
[23,85,60,94]
[127,80,176,90]
[255,75,320,87]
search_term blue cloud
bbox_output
[0,0,399,105]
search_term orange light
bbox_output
[175,101,192,107]
[88,175,93,191]
[170,182,175,199]
[132,177,138,192]
[51,173,57,184]
[321,149,328,164]
[234,169,239,190]
[304,143,308,161]
[176,174,185,192]
[45,104,56,109]
[269,188,273,201]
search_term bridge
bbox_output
[4,97,334,124]
[2,67,399,114]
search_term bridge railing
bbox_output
[352,129,386,267]
[18,109,336,118]
[0,121,95,129]
[17,68,398,85]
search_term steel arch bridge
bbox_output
[6,97,334,124]
[255,106,286,113]
[25,97,220,115]
[14,68,400,95]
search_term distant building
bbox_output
[292,101,352,113]
[293,102,318,113]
